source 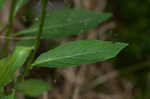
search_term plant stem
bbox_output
[16,0,48,83]
[2,0,17,57]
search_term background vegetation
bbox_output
[0,0,149,99]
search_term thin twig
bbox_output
[82,59,150,93]
[0,36,36,40]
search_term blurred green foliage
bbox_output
[111,0,150,99]
[115,0,150,64]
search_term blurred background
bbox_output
[0,0,150,99]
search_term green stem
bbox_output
[2,0,17,57]
[16,0,48,83]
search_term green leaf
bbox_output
[0,46,32,88]
[14,0,28,16]
[32,40,128,67]
[0,0,6,9]
[16,8,112,38]
[0,91,16,99]
[16,79,51,97]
